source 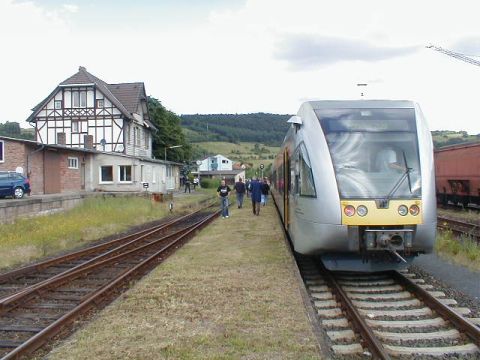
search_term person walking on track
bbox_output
[250,177,262,216]
[261,177,270,206]
[234,177,246,208]
[217,179,231,218]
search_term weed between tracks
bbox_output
[436,230,480,271]
[0,190,214,270]
[46,204,321,360]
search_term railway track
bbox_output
[297,256,480,359]
[0,205,219,360]
[437,216,480,243]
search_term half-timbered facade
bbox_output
[27,67,155,157]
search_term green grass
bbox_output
[0,191,215,270]
[435,230,480,271]
[195,141,279,159]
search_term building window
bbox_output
[96,99,104,108]
[68,157,79,169]
[145,131,149,149]
[72,91,87,108]
[0,140,4,163]
[54,100,62,109]
[136,127,141,146]
[222,160,228,164]
[100,166,113,183]
[118,165,132,182]
[72,120,79,133]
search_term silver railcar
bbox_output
[271,100,436,271]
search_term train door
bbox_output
[283,149,290,229]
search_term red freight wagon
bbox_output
[435,142,480,207]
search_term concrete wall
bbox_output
[91,152,180,193]
[0,192,146,224]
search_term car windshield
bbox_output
[316,108,421,199]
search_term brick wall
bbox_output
[29,150,44,195]
[59,152,82,192]
[0,140,27,173]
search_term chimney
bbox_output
[79,66,86,72]
[57,132,66,145]
[84,135,94,150]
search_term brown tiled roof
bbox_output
[28,67,155,130]
[107,83,143,115]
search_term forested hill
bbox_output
[180,113,291,146]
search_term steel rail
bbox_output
[391,270,480,347]
[0,216,207,313]
[0,208,209,284]
[0,209,220,360]
[437,216,480,243]
[318,263,392,360]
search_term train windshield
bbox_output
[316,108,421,199]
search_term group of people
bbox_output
[183,176,199,193]
[217,177,270,218]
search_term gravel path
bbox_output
[413,253,480,301]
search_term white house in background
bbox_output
[27,66,155,158]
[198,154,233,171]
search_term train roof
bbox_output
[307,100,415,109]
[434,141,480,153]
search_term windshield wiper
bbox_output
[384,151,413,200]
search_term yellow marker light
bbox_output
[409,204,420,216]
[357,205,368,217]
[344,205,356,217]
[398,205,408,216]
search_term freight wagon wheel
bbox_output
[14,187,24,199]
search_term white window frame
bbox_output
[0,140,4,163]
[54,100,62,109]
[68,157,79,169]
[72,91,87,108]
[96,99,104,108]
[99,165,114,184]
[80,91,87,107]
[72,120,79,133]
[118,165,132,183]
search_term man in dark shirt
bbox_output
[217,179,231,218]
[250,177,262,216]
[234,177,246,208]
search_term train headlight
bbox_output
[409,205,420,216]
[357,205,368,217]
[344,205,355,217]
[398,205,408,216]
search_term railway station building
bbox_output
[0,66,181,195]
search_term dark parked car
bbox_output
[0,171,31,199]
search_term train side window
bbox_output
[297,144,316,197]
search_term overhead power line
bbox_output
[426,44,480,67]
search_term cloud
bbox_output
[275,34,420,70]
[62,3,79,13]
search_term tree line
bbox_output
[0,122,34,140]
[180,113,291,146]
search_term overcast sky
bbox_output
[2,0,480,134]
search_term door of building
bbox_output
[80,162,86,190]
[44,151,61,194]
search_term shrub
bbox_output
[200,178,221,189]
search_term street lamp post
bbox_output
[164,145,183,161]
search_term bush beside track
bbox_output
[0,190,216,270]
